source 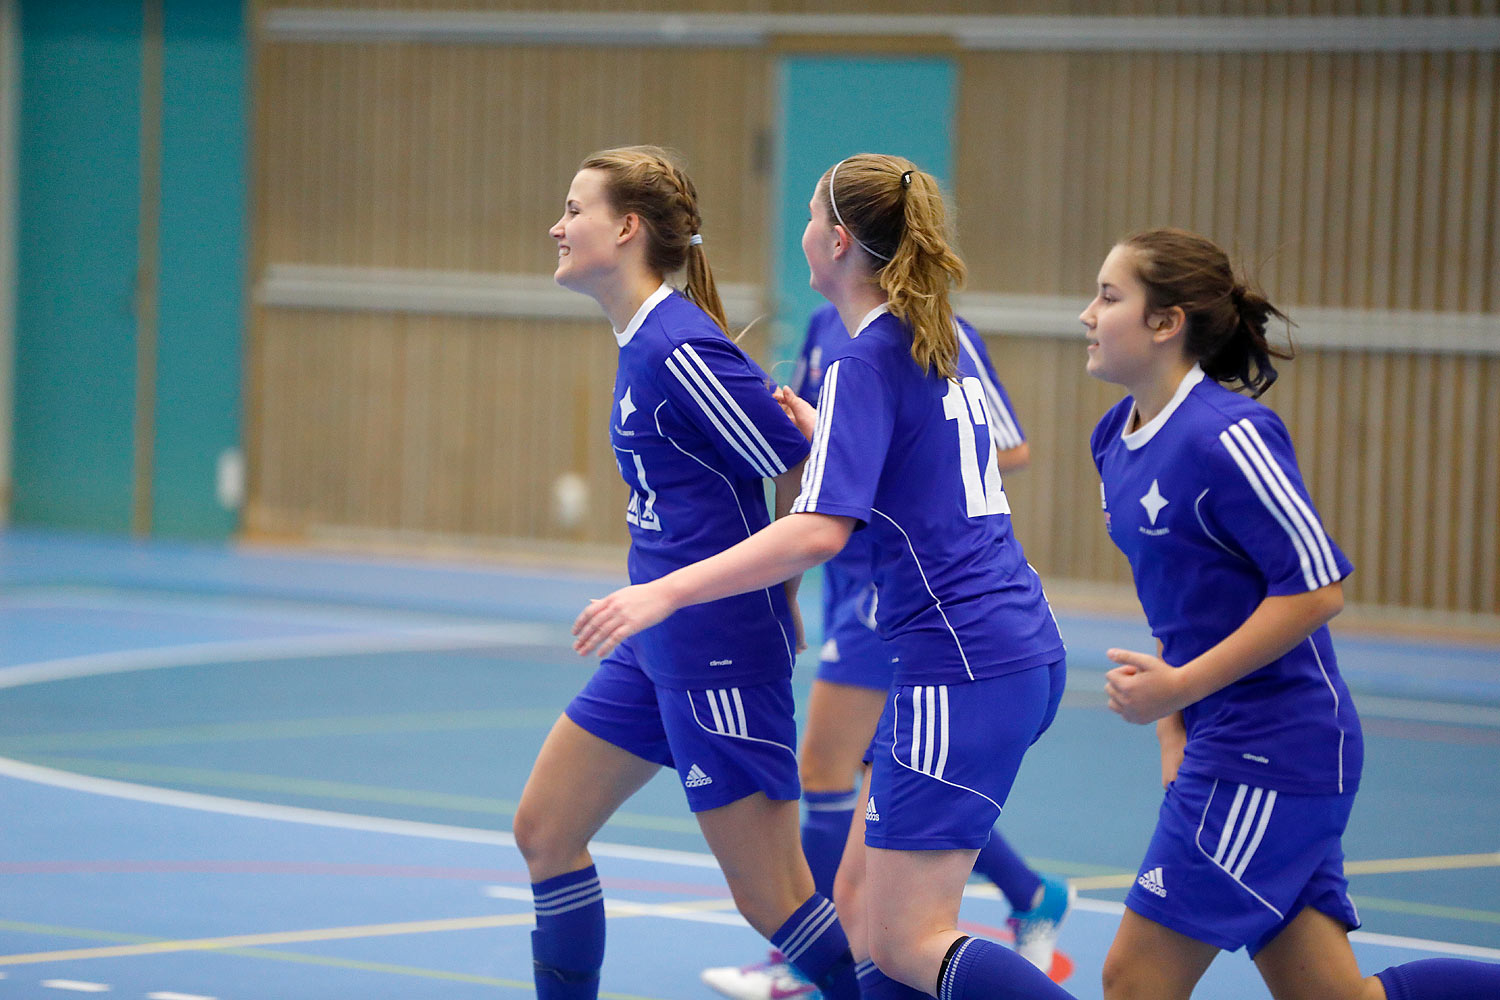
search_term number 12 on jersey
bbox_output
[943,377,1010,518]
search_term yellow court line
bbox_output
[1066,851,1500,892]
[1343,852,1500,876]
[0,914,534,966]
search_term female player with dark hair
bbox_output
[575,154,1076,1000]
[1083,227,1500,1000]
[512,146,859,1000]
[701,302,1073,1000]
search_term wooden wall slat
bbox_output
[248,14,1500,616]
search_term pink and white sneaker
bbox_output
[700,950,819,1000]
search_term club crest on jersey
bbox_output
[1139,479,1171,536]
[617,386,637,432]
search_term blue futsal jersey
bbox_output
[791,306,1062,685]
[612,285,812,689]
[791,304,1028,668]
[1091,366,1362,795]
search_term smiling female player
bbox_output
[1082,227,1500,1000]
[574,154,1076,1000]
[511,146,858,1000]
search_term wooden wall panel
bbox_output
[249,310,635,545]
[957,49,1500,316]
[256,42,769,282]
[249,9,1500,617]
[978,332,1500,617]
[260,2,1500,13]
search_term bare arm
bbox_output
[573,511,856,657]
[773,462,808,651]
[994,441,1030,474]
[1105,582,1345,725]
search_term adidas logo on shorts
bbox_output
[1137,866,1167,898]
[684,764,713,788]
[865,796,880,823]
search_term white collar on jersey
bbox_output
[852,302,890,337]
[615,283,673,347]
[1122,364,1206,451]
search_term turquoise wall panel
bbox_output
[773,57,956,365]
[13,0,143,532]
[154,0,245,538]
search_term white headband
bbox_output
[828,159,892,263]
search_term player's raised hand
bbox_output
[774,386,817,441]
[1104,648,1188,725]
[572,583,676,657]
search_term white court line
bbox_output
[5,759,1498,961]
[41,982,110,993]
[485,885,749,927]
[0,757,720,870]
[148,993,217,1000]
[0,624,564,691]
[0,586,470,628]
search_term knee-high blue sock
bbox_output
[971,829,1042,913]
[1376,958,1500,1000]
[771,894,859,1000]
[855,958,931,998]
[937,936,1076,1000]
[531,865,605,1000]
[802,788,857,898]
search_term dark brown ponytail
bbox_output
[1120,228,1293,398]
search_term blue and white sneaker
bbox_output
[1007,875,1075,972]
[701,950,819,1000]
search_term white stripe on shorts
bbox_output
[1208,782,1279,880]
[907,685,951,780]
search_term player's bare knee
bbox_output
[865,930,920,989]
[512,803,577,876]
[1101,944,1145,1000]
[831,866,861,920]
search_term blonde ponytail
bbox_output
[821,154,966,378]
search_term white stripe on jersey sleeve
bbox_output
[794,360,840,513]
[665,344,786,478]
[1218,422,1331,590]
[676,343,789,474]
[1235,420,1340,578]
[956,327,1024,450]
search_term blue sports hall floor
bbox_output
[1,528,1496,999]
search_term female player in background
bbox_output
[701,302,1073,1000]
[575,154,1076,1000]
[512,146,859,1000]
[1083,227,1500,1000]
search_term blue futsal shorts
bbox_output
[815,583,894,691]
[564,641,800,813]
[864,659,1064,850]
[1126,771,1362,956]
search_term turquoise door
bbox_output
[772,56,956,365]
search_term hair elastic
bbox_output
[828,159,892,262]
[688,234,703,246]
[900,170,913,187]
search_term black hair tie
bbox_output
[900,170,913,188]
